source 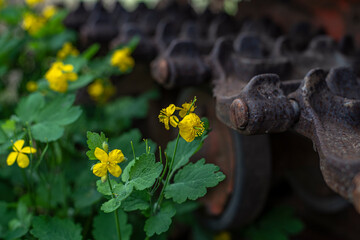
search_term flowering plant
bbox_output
[86,97,225,239]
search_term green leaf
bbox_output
[100,183,133,213]
[121,190,150,212]
[165,136,204,173]
[93,210,132,240]
[144,203,176,237]
[68,74,95,91]
[31,122,64,142]
[64,55,87,73]
[19,94,82,142]
[30,216,82,240]
[86,132,108,160]
[82,44,100,60]
[96,179,118,196]
[123,153,162,191]
[34,94,81,126]
[165,159,225,203]
[15,93,45,123]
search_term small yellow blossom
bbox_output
[7,139,36,168]
[42,5,57,19]
[214,232,231,240]
[45,62,78,93]
[158,104,179,130]
[176,101,196,118]
[92,147,125,177]
[110,48,135,72]
[57,42,79,60]
[87,79,116,103]
[88,80,104,98]
[26,81,38,92]
[25,0,44,8]
[22,12,45,35]
[178,113,205,142]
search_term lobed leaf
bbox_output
[121,190,150,212]
[165,136,204,173]
[100,183,133,213]
[144,203,176,237]
[30,216,82,240]
[123,153,163,191]
[165,159,225,203]
[15,93,45,123]
[86,131,108,160]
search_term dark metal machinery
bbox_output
[64,0,360,236]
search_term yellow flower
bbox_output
[26,81,38,92]
[42,5,57,19]
[158,104,179,130]
[88,80,104,99]
[176,102,196,118]
[92,147,125,177]
[7,140,36,168]
[214,232,231,240]
[57,42,79,60]
[25,0,44,8]
[45,62,78,93]
[22,12,45,35]
[87,79,116,103]
[178,113,205,142]
[110,48,135,72]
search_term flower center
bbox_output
[106,161,110,165]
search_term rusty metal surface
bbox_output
[221,66,360,212]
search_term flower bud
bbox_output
[101,175,107,183]
[102,142,109,153]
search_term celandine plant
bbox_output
[87,97,226,239]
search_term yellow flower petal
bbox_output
[178,113,204,142]
[66,72,78,81]
[21,146,37,154]
[62,64,74,72]
[94,147,108,162]
[170,115,179,128]
[7,152,18,166]
[178,102,195,118]
[109,149,125,164]
[93,162,107,177]
[108,164,122,178]
[17,153,30,168]
[13,139,25,152]
[166,104,176,116]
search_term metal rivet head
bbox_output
[230,98,249,130]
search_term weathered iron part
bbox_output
[210,37,295,129]
[151,40,211,88]
[63,2,90,31]
[225,66,360,211]
[289,68,360,209]
[80,1,118,47]
[273,35,351,79]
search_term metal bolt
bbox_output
[230,98,249,130]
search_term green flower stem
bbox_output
[107,173,122,240]
[156,133,180,211]
[25,123,37,209]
